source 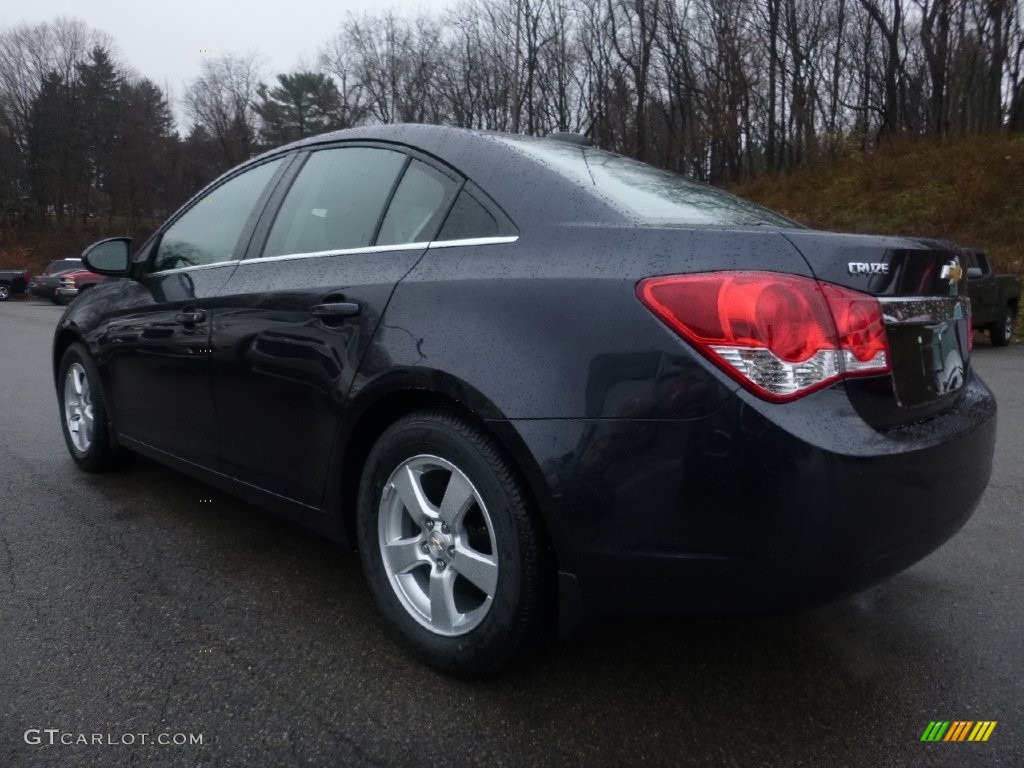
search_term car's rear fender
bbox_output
[374,225,816,422]
[324,366,558,555]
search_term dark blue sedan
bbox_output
[53,124,995,676]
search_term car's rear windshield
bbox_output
[496,136,797,227]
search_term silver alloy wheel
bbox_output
[378,454,499,636]
[1006,311,1015,340]
[64,362,94,452]
[0,284,9,300]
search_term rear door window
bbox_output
[376,160,458,246]
[436,190,500,241]
[262,147,407,257]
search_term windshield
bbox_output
[497,136,797,228]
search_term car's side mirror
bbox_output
[82,237,132,276]
[967,267,983,280]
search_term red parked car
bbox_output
[28,258,84,303]
[55,269,106,305]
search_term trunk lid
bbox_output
[782,231,971,428]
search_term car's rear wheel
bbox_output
[357,410,551,677]
[58,343,125,471]
[990,305,1016,347]
[0,282,10,301]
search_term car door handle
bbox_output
[311,302,361,318]
[175,309,206,324]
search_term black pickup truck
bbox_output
[963,249,1020,346]
[0,268,31,301]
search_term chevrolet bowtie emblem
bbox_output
[941,260,963,284]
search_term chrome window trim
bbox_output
[146,259,240,277]
[427,236,519,249]
[237,236,519,266]
[144,235,520,274]
[240,241,432,266]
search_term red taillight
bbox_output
[638,272,891,402]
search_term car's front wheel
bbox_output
[357,410,552,677]
[0,282,10,301]
[57,343,124,471]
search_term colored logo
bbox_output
[920,721,997,742]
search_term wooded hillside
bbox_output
[2,1,1023,272]
[734,134,1024,276]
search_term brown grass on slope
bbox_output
[732,134,1024,278]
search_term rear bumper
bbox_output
[512,372,996,618]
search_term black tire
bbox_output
[0,281,10,301]
[990,305,1016,347]
[57,343,127,471]
[357,409,553,677]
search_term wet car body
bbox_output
[53,124,996,633]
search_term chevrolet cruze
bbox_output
[53,124,996,676]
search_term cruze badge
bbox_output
[848,262,889,275]
[940,260,963,285]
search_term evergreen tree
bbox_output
[114,78,176,229]
[26,70,82,225]
[75,46,123,220]
[256,71,342,147]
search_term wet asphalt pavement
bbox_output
[0,298,1021,767]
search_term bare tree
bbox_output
[184,53,264,168]
[857,0,906,137]
[318,35,372,128]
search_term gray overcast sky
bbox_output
[10,0,451,127]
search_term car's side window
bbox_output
[262,147,407,257]
[376,160,458,246]
[152,158,284,272]
[436,189,500,241]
